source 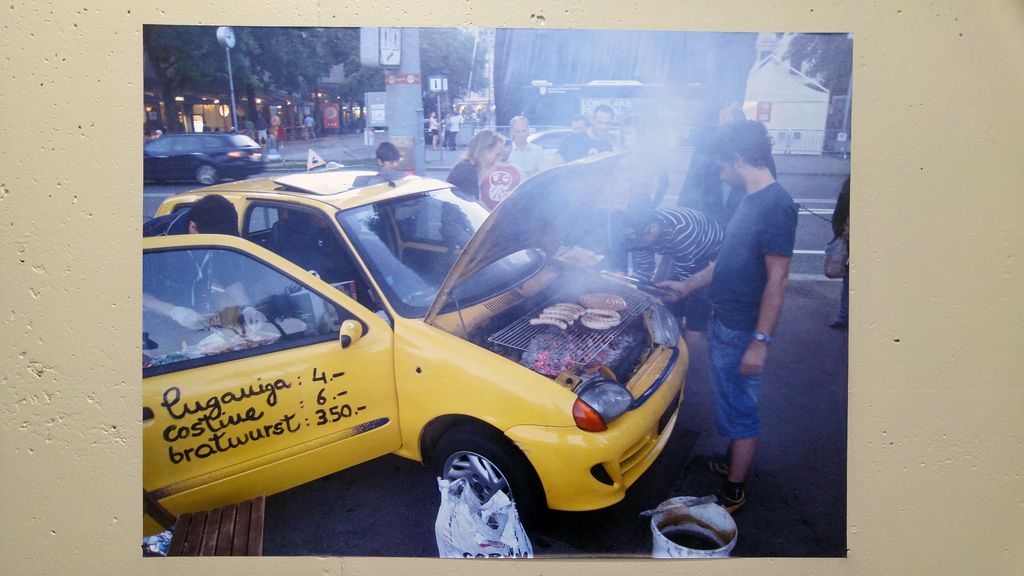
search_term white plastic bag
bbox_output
[434,477,533,558]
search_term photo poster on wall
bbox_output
[141,25,851,558]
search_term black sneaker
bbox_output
[708,456,731,477]
[715,486,746,514]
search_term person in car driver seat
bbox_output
[142,195,268,333]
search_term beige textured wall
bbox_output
[2,1,1022,574]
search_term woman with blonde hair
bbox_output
[445,129,505,203]
[428,112,440,150]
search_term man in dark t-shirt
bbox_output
[555,104,615,164]
[656,121,797,513]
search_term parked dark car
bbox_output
[527,128,574,151]
[144,133,264,185]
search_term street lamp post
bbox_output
[216,27,239,132]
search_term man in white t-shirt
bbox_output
[505,115,546,178]
[445,112,462,150]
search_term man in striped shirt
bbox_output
[624,207,724,345]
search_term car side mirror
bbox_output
[339,319,364,349]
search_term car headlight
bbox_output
[649,303,681,348]
[572,378,633,432]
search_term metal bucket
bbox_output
[651,497,737,558]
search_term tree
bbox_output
[144,26,485,132]
[785,33,853,97]
[144,26,359,130]
[337,66,385,101]
[238,28,345,96]
[143,26,222,131]
[328,28,385,101]
[420,28,487,113]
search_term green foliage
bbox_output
[144,26,356,99]
[785,33,853,97]
[338,66,385,100]
[144,26,487,124]
[420,28,487,97]
[236,27,350,96]
[143,26,222,93]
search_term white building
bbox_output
[744,55,831,155]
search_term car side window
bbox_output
[201,136,222,150]
[243,204,382,311]
[247,205,281,235]
[170,136,197,153]
[143,247,352,374]
[145,138,172,154]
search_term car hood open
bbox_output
[425,152,640,323]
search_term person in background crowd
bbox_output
[445,129,505,203]
[505,115,546,179]
[256,114,268,147]
[569,114,589,133]
[624,208,724,348]
[267,119,279,151]
[657,120,798,514]
[374,141,408,184]
[439,115,448,151]
[428,112,440,150]
[304,114,315,140]
[829,177,851,329]
[555,105,615,164]
[445,111,462,150]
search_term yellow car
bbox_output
[142,154,687,534]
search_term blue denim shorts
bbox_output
[707,316,763,439]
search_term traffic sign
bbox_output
[379,27,401,67]
[428,75,448,92]
[386,73,421,85]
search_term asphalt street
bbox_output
[259,274,847,557]
[142,148,850,558]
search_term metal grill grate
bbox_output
[488,289,650,365]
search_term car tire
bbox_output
[195,164,218,185]
[433,423,544,526]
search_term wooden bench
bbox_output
[165,496,266,556]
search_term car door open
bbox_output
[142,234,401,528]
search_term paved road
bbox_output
[142,159,849,558]
[257,273,847,558]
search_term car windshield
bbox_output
[338,188,521,318]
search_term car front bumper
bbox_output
[504,344,687,511]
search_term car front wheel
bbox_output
[433,423,544,526]
[195,164,218,185]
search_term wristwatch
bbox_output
[752,331,773,344]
